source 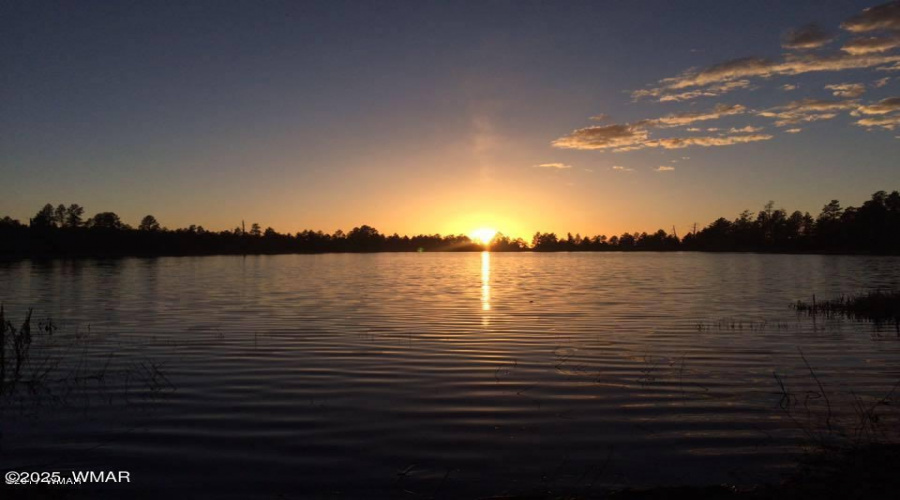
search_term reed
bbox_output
[0,307,174,410]
[792,290,900,330]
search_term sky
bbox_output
[2,0,899,239]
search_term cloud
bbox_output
[632,53,900,99]
[757,98,858,126]
[552,124,650,150]
[785,128,803,133]
[611,165,634,172]
[553,113,773,151]
[855,115,900,129]
[729,125,764,133]
[841,1,900,33]
[651,134,774,149]
[655,80,751,102]
[783,24,834,49]
[638,103,747,128]
[854,96,900,114]
[558,3,900,157]
[589,113,610,122]
[655,166,676,172]
[842,34,900,54]
[825,82,866,97]
[534,162,573,169]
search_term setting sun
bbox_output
[470,227,498,245]
[6,1,900,497]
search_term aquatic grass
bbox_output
[772,348,900,454]
[0,306,175,411]
[696,319,795,332]
[791,290,900,331]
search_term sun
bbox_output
[470,227,498,245]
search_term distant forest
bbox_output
[1,190,899,257]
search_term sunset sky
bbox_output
[2,1,899,239]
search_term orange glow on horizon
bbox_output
[470,227,498,245]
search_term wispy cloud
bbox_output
[655,81,751,102]
[854,96,900,114]
[556,2,900,155]
[553,121,773,152]
[651,134,773,149]
[553,124,650,151]
[758,98,858,126]
[842,34,900,54]
[611,165,634,172]
[825,82,866,97]
[853,96,900,129]
[841,2,900,32]
[633,53,900,99]
[855,114,900,129]
[729,125,764,133]
[631,1,900,100]
[534,162,573,169]
[783,24,834,49]
[655,166,675,172]
[637,103,746,128]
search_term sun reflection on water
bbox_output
[481,251,490,314]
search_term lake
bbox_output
[1,253,899,498]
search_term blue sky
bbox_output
[2,1,898,238]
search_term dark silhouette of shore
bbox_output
[1,190,898,257]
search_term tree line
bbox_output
[1,190,899,257]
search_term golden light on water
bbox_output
[471,227,498,245]
[481,250,491,313]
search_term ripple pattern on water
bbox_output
[2,253,900,497]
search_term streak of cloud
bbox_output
[782,24,834,49]
[534,163,573,169]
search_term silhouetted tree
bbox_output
[139,215,161,232]
[0,216,23,228]
[53,204,67,228]
[87,212,126,230]
[64,204,84,228]
[31,204,56,229]
[3,191,900,257]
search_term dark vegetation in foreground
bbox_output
[608,347,900,500]
[0,305,173,409]
[1,190,899,257]
[793,290,900,331]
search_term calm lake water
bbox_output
[2,253,900,498]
